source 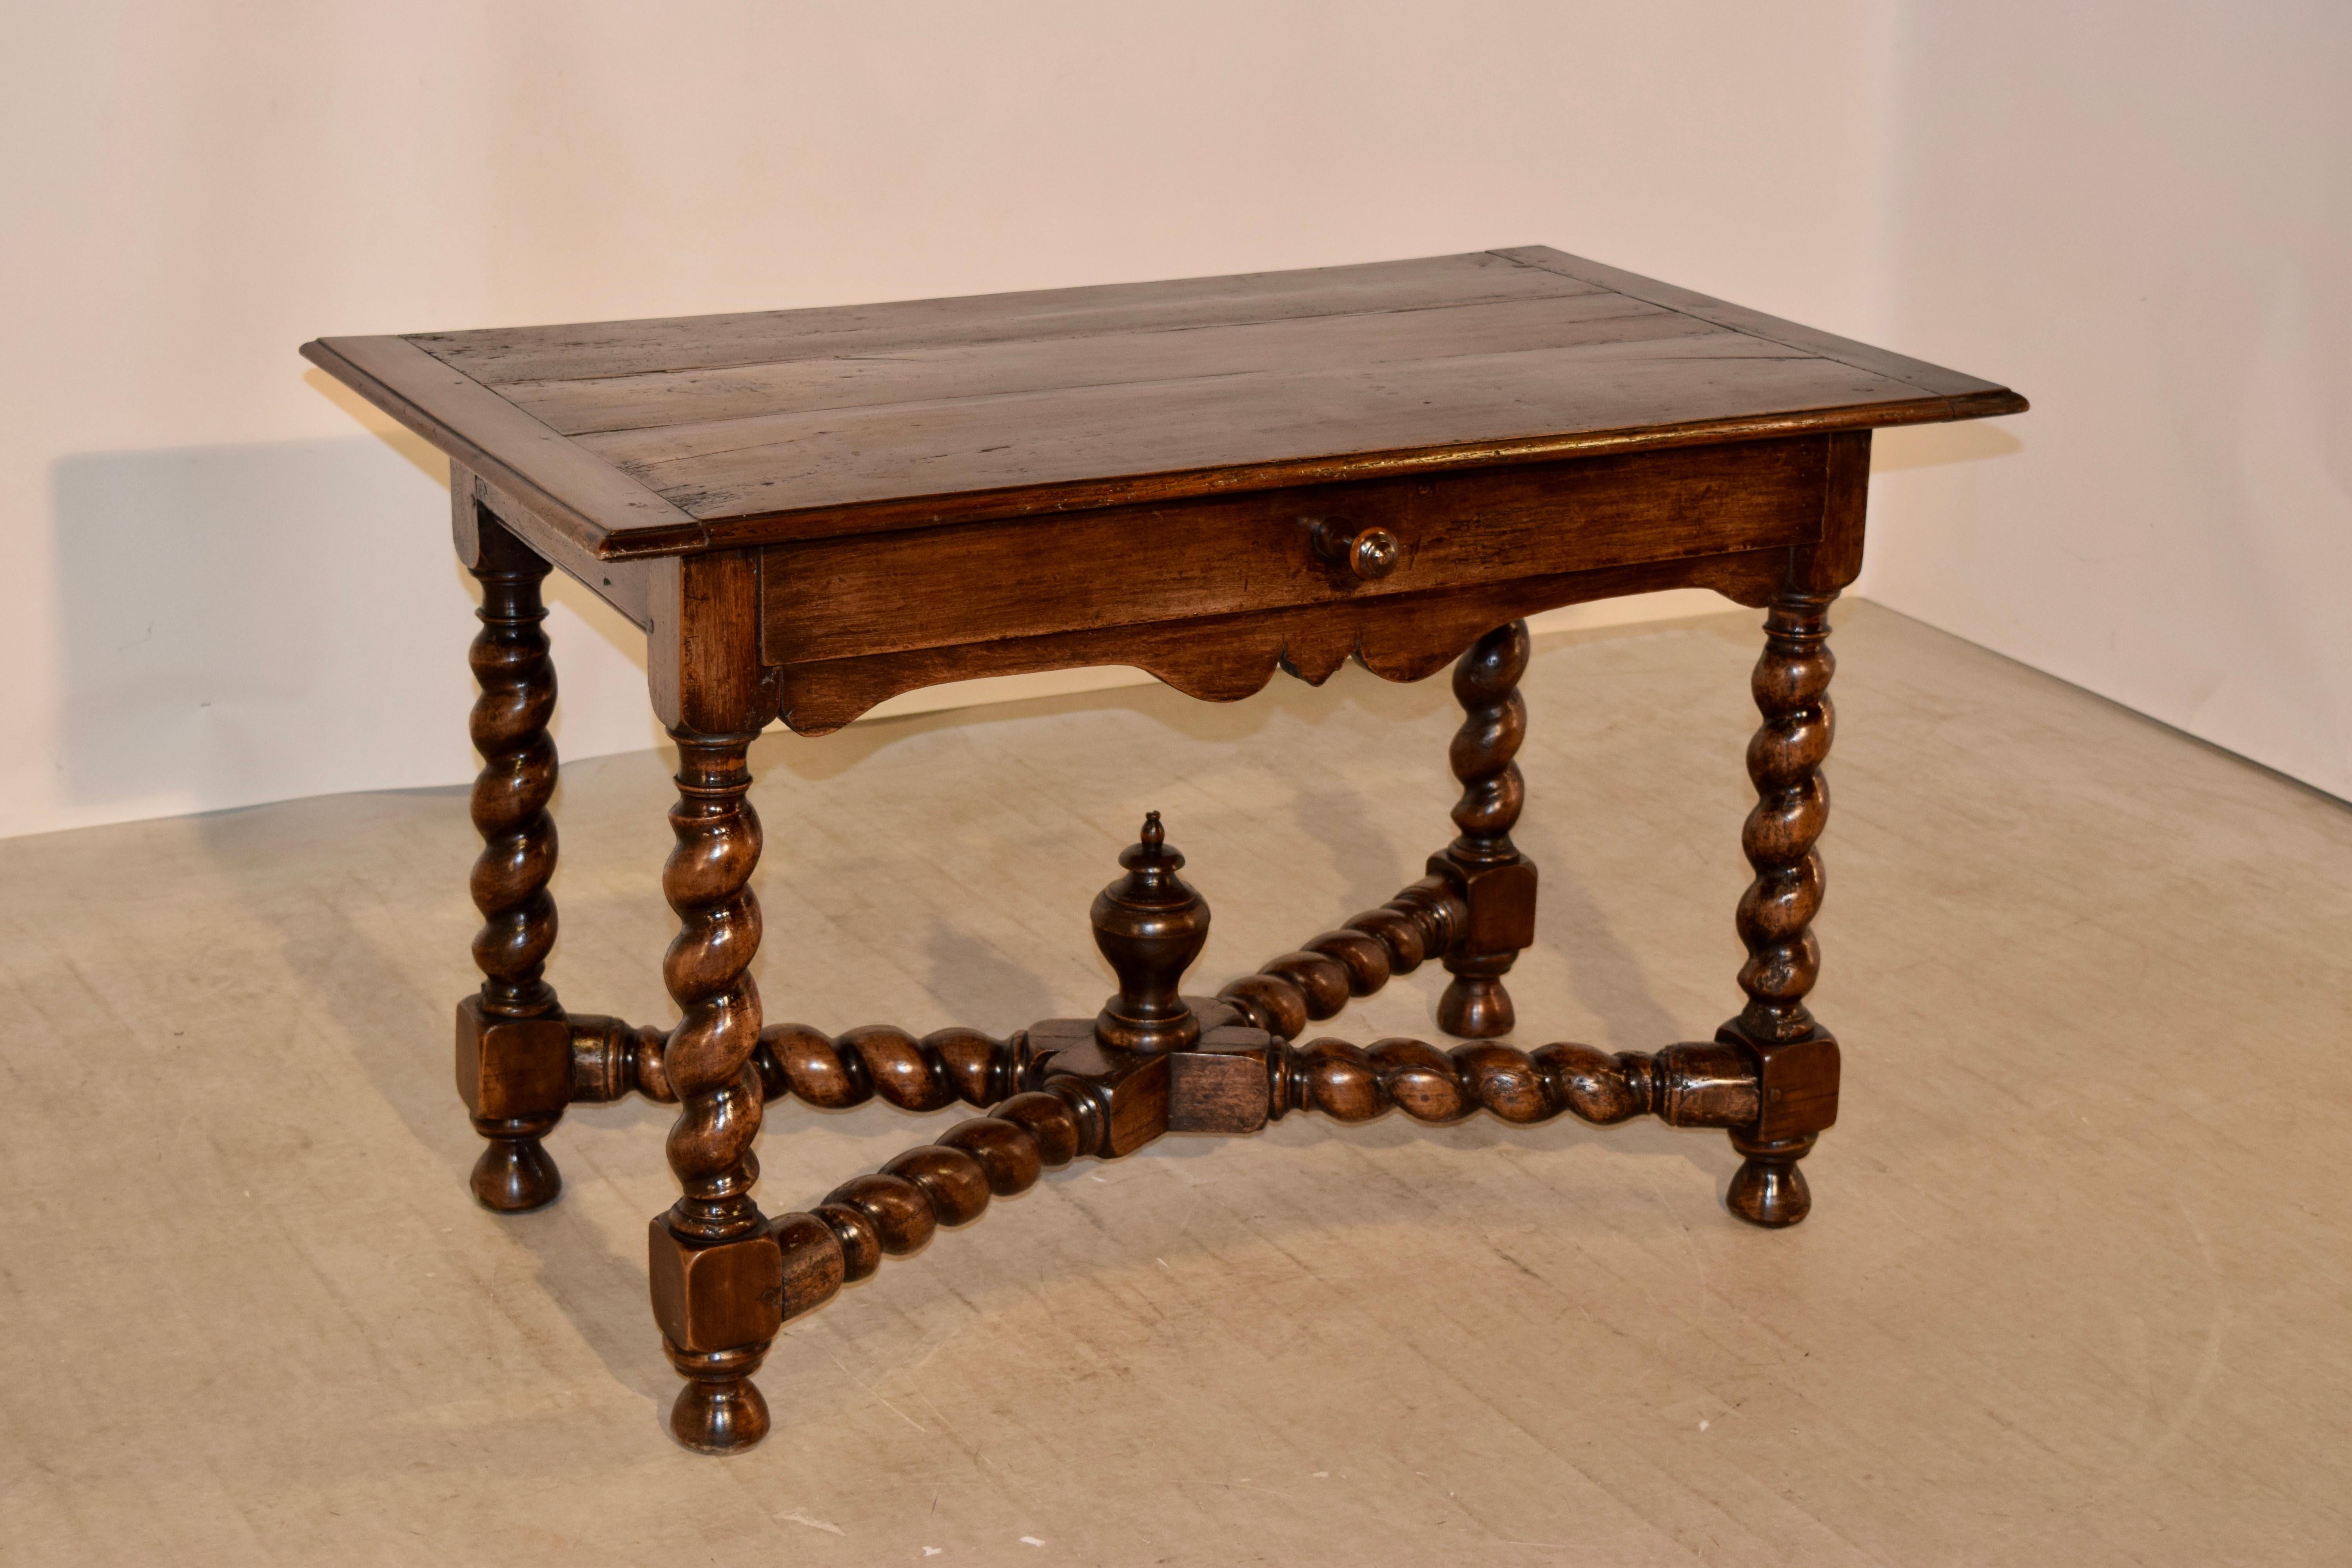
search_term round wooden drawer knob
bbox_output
[1310,519,1401,581]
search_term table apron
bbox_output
[757,435,1831,666]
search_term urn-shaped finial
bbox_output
[1091,811,1209,1052]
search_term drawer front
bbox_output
[759,436,1827,666]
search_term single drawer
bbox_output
[759,436,1828,666]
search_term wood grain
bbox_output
[453,462,658,630]
[766,548,1791,734]
[1494,247,2019,405]
[299,334,706,558]
[307,248,2024,559]
[581,339,1913,529]
[501,289,1682,437]
[760,439,1828,665]
[412,250,1603,385]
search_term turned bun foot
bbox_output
[470,1125,561,1212]
[1726,1134,1815,1227]
[1437,969,1515,1038]
[664,1342,771,1454]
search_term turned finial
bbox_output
[1092,812,1210,1052]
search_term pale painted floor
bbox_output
[2,603,2348,1566]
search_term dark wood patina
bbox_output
[307,247,2024,1453]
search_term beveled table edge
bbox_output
[302,247,2027,562]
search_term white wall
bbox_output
[11,1,2341,840]
[1859,2,2352,800]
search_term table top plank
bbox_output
[1494,247,2011,400]
[410,251,1601,386]
[583,340,1922,526]
[499,289,1685,439]
[305,247,2024,559]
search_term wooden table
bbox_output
[305,247,2024,1453]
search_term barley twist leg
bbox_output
[1724,590,1838,1227]
[655,731,772,1451]
[1431,620,1537,1038]
[461,520,565,1210]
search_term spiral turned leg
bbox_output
[1430,620,1537,1038]
[1721,591,1843,1228]
[652,731,774,1452]
[458,518,568,1212]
